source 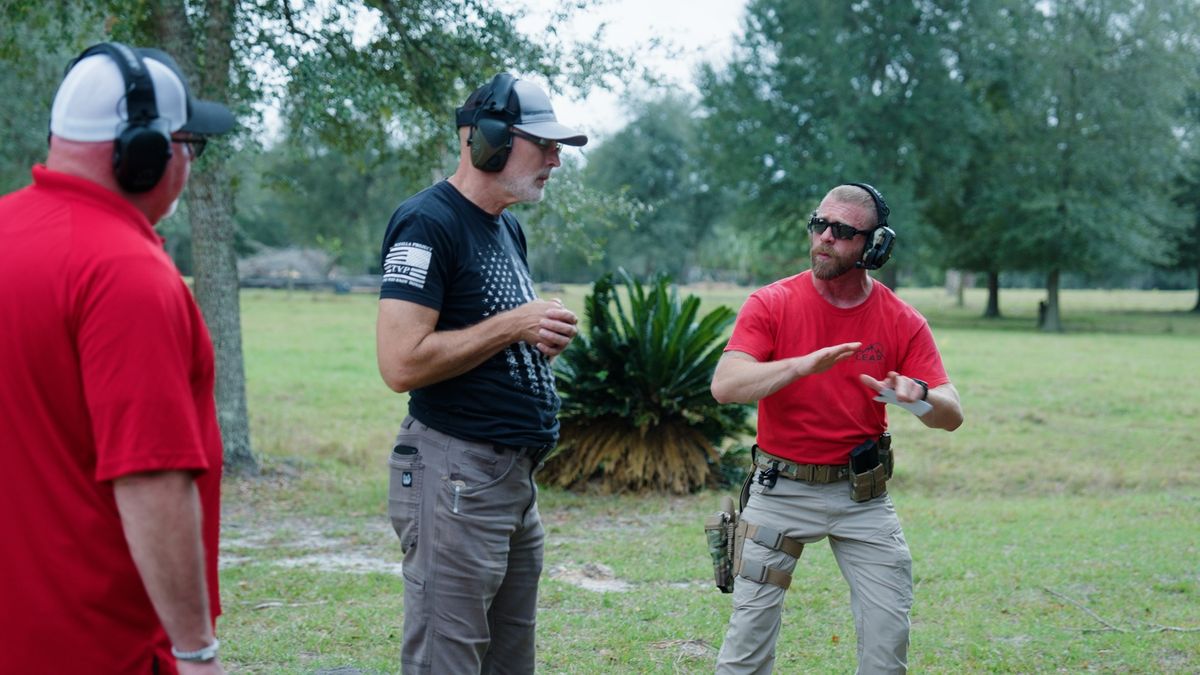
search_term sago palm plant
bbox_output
[542,271,752,493]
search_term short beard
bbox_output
[498,173,546,204]
[810,246,857,280]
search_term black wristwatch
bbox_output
[911,378,929,401]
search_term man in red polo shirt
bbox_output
[0,42,234,673]
[711,183,963,674]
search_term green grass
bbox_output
[222,285,1200,673]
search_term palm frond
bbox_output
[546,272,752,493]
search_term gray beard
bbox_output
[499,174,545,204]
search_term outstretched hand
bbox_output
[797,342,862,377]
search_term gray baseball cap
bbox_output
[456,74,587,146]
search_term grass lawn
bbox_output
[221,285,1200,673]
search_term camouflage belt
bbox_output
[753,447,851,484]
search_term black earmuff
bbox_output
[847,182,896,270]
[68,42,172,193]
[467,73,518,172]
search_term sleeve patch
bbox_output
[383,242,434,289]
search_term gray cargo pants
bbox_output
[716,476,913,675]
[388,415,545,674]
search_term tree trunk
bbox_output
[158,0,258,474]
[190,163,257,474]
[983,270,1001,318]
[1041,269,1063,332]
[945,269,965,307]
[1194,267,1200,313]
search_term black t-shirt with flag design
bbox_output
[379,180,559,447]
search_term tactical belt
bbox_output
[495,442,553,455]
[753,446,851,484]
[494,443,555,463]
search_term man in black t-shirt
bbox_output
[376,73,586,674]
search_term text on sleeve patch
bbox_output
[383,242,434,289]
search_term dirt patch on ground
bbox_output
[547,562,632,592]
[220,517,403,576]
[272,552,403,576]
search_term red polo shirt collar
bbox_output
[30,164,164,245]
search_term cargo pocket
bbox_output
[388,444,423,554]
[441,446,520,518]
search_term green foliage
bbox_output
[0,2,107,193]
[1169,97,1200,311]
[686,0,1200,309]
[697,0,965,281]
[578,93,728,281]
[258,1,636,181]
[234,137,411,274]
[543,271,752,493]
[520,159,649,283]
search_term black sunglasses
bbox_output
[172,134,208,159]
[510,128,562,153]
[807,214,872,240]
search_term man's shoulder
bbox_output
[393,181,456,218]
[871,281,930,326]
[748,272,808,305]
[385,183,462,242]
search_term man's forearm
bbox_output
[917,383,964,431]
[114,471,214,653]
[711,356,803,404]
[386,311,519,391]
[379,297,577,393]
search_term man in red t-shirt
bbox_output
[0,42,233,673]
[711,184,963,674]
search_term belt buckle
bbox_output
[756,460,780,488]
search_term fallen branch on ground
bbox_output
[1042,587,1200,634]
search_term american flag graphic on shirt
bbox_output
[383,242,433,288]
[478,244,557,408]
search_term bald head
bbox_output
[824,185,878,228]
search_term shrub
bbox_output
[541,271,753,493]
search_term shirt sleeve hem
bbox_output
[96,454,211,483]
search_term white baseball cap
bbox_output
[50,45,234,142]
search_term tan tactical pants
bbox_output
[387,416,544,674]
[716,475,913,675]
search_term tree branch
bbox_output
[1041,587,1127,633]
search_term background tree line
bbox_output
[626,0,1200,330]
[2,0,1200,475]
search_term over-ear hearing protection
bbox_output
[67,42,173,193]
[847,182,896,270]
[466,73,518,173]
